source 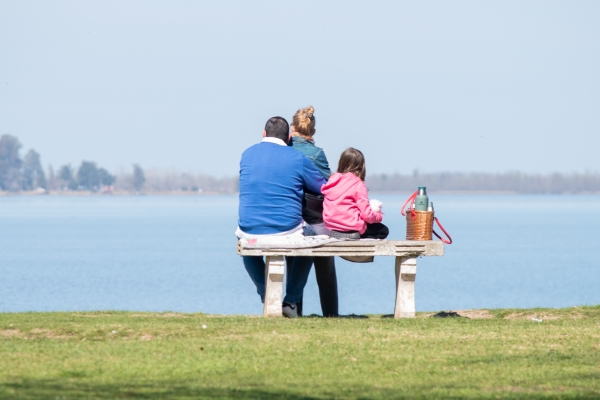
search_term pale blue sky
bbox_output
[1,1,598,176]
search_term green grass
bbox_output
[1,307,600,399]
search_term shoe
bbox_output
[328,230,361,240]
[282,303,298,318]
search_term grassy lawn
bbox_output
[1,307,599,399]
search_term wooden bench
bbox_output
[237,240,444,318]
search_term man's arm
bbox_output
[301,156,327,194]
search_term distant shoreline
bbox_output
[2,190,600,196]
[0,190,233,197]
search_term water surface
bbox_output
[1,194,598,315]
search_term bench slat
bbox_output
[237,240,444,257]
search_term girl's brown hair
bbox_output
[337,147,366,181]
[291,106,316,137]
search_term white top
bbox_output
[235,224,304,240]
[261,137,287,146]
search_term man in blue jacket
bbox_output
[237,116,326,317]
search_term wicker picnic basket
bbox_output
[406,210,434,240]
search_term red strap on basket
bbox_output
[401,191,418,220]
[432,217,452,244]
[402,191,453,244]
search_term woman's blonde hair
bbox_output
[292,106,316,137]
[337,148,366,181]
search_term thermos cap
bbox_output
[418,186,427,195]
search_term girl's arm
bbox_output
[355,182,383,224]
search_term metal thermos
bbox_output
[427,202,434,212]
[415,187,429,211]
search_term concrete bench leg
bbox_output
[394,256,417,318]
[263,256,285,317]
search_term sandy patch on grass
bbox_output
[78,313,116,318]
[0,329,21,337]
[128,313,188,318]
[28,328,73,339]
[504,313,560,321]
[567,314,585,319]
[456,310,493,319]
[1,328,72,340]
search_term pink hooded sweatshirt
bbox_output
[321,172,382,234]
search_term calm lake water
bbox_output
[1,194,599,316]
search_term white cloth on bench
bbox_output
[239,234,339,249]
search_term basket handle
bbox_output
[432,217,452,244]
[401,191,418,219]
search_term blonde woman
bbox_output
[284,106,338,318]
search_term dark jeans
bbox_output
[242,255,266,303]
[286,256,339,317]
[240,225,316,306]
[361,223,389,239]
[243,255,317,306]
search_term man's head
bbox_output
[263,116,290,143]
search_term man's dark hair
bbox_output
[264,117,290,142]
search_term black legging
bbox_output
[285,256,338,317]
[361,223,389,239]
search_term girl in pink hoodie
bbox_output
[322,148,389,239]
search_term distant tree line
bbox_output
[48,161,116,191]
[0,134,47,191]
[0,134,121,192]
[113,168,237,194]
[366,171,600,194]
[0,133,235,194]
[4,133,600,194]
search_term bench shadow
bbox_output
[339,314,369,319]
[302,314,369,319]
[6,377,599,400]
[431,311,463,318]
[2,379,322,400]
[381,312,466,319]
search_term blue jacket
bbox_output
[238,141,326,235]
[289,136,331,180]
